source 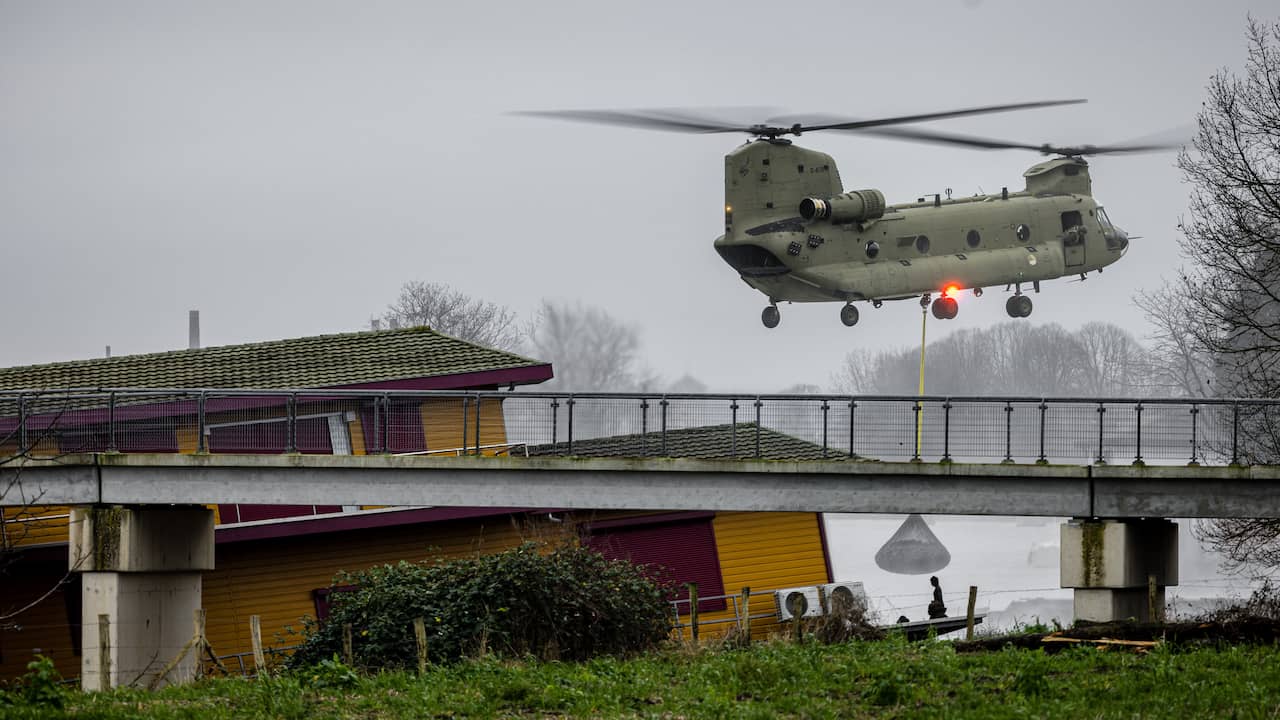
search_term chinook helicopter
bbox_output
[521,102,1174,327]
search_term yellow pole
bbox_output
[915,299,927,458]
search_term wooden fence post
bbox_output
[342,623,354,666]
[413,617,428,674]
[739,587,751,642]
[965,586,978,641]
[194,608,208,680]
[98,614,111,692]
[1147,574,1159,622]
[687,583,699,644]
[250,615,265,675]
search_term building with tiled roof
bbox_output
[0,328,836,684]
[0,326,551,391]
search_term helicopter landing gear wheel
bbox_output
[931,297,959,320]
[1006,295,1033,318]
[840,304,859,327]
[762,305,781,329]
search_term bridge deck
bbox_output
[5,453,1280,518]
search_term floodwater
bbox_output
[823,514,1257,632]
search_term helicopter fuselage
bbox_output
[713,138,1129,323]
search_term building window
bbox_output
[586,512,726,614]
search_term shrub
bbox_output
[290,542,672,670]
[3,656,67,709]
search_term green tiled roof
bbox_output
[0,327,551,391]
[527,423,866,461]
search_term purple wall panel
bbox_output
[588,517,727,613]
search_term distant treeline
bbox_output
[833,321,1177,397]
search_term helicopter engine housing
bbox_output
[798,189,886,223]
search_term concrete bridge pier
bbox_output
[1060,518,1178,623]
[68,506,214,691]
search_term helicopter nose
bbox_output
[1106,225,1129,253]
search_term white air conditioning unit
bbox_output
[820,582,869,615]
[774,586,823,621]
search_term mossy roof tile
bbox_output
[0,327,551,390]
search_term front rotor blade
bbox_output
[510,108,771,134]
[798,99,1087,132]
[844,125,1048,151]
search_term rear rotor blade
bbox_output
[849,126,1183,156]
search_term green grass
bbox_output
[6,637,1280,718]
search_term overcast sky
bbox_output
[2,1,1274,391]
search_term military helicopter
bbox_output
[520,102,1174,328]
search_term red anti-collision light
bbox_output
[943,284,961,299]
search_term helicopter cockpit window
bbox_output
[966,230,981,248]
[915,235,930,254]
[1096,207,1115,232]
[865,241,880,259]
[1064,165,1080,176]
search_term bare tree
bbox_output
[527,300,655,392]
[1166,18,1280,573]
[1175,18,1280,402]
[1133,284,1215,397]
[378,281,524,352]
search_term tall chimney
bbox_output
[189,310,201,350]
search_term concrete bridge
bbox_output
[6,388,1280,690]
[7,452,1280,518]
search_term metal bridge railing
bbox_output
[0,388,1274,467]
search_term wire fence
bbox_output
[1,388,1276,466]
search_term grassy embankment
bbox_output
[5,634,1280,718]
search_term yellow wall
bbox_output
[701,511,831,641]
[202,512,555,660]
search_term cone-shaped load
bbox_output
[874,514,951,575]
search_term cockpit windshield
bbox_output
[1096,207,1115,232]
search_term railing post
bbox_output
[379,393,390,454]
[754,397,762,459]
[1095,402,1106,465]
[1188,405,1200,467]
[1133,402,1144,466]
[18,394,27,451]
[659,396,668,456]
[566,395,576,455]
[461,395,470,454]
[848,398,857,458]
[941,399,952,463]
[1037,400,1048,465]
[821,399,830,458]
[1003,401,1014,464]
[1231,401,1241,466]
[286,393,298,453]
[550,398,559,447]
[730,399,739,458]
[473,394,482,456]
[640,399,649,456]
[197,392,207,453]
[107,391,118,452]
[911,401,922,462]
